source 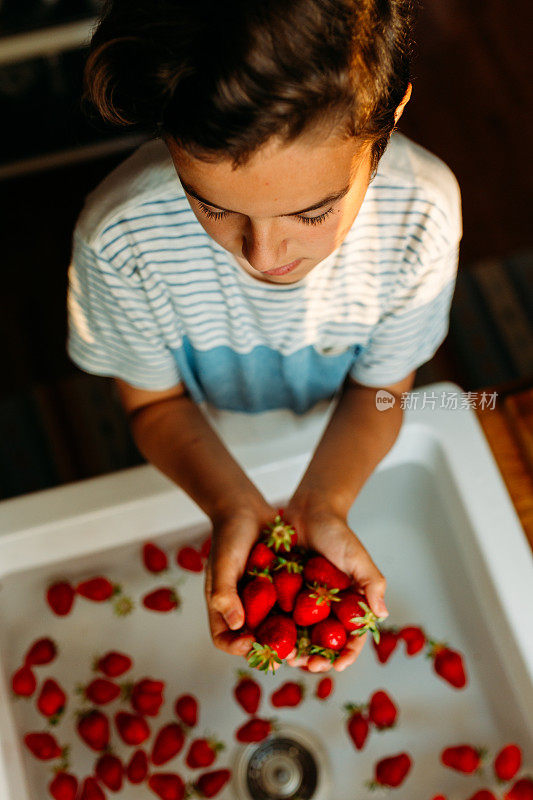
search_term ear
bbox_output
[394,83,412,125]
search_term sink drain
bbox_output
[232,724,331,800]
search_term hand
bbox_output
[283,498,388,674]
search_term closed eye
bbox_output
[197,201,335,226]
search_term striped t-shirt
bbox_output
[67,133,462,414]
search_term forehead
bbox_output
[166,134,369,217]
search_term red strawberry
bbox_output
[242,574,277,630]
[303,555,351,591]
[194,769,231,798]
[95,651,132,678]
[310,618,347,661]
[115,712,150,746]
[368,690,397,729]
[46,581,75,616]
[262,515,297,552]
[431,796,448,800]
[175,694,198,727]
[494,743,522,782]
[143,587,180,612]
[25,637,57,666]
[429,643,467,688]
[76,577,116,601]
[77,710,110,751]
[270,681,304,708]
[80,777,106,800]
[24,732,62,760]
[233,673,261,714]
[82,678,121,705]
[129,678,165,716]
[236,718,272,743]
[248,615,297,672]
[126,749,149,784]
[37,679,66,723]
[505,778,533,799]
[143,542,168,573]
[441,744,484,773]
[398,625,426,655]
[200,536,212,560]
[12,665,36,697]
[344,706,369,750]
[371,752,412,788]
[96,753,124,792]
[148,773,186,800]
[186,737,223,769]
[273,566,303,613]
[49,771,78,800]
[467,792,497,800]
[177,546,204,572]
[246,542,277,573]
[372,628,399,663]
[292,585,337,626]
[151,723,186,766]
[316,677,334,700]
[332,589,382,642]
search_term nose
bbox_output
[241,219,287,273]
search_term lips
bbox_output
[263,259,302,277]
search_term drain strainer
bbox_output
[232,724,331,800]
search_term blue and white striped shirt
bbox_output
[67,133,462,413]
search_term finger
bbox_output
[286,654,309,668]
[353,566,388,619]
[307,655,332,673]
[208,605,254,656]
[334,632,367,671]
[210,553,247,630]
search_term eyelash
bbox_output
[197,202,334,226]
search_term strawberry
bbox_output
[175,694,199,727]
[310,618,347,661]
[126,749,149,784]
[115,712,151,746]
[344,705,369,750]
[370,752,412,788]
[270,681,304,708]
[431,796,448,800]
[186,737,224,769]
[246,542,277,573]
[96,753,124,792]
[12,665,36,697]
[248,615,297,672]
[177,546,204,572]
[37,679,66,723]
[494,743,522,782]
[398,625,426,655]
[95,651,132,678]
[81,678,121,705]
[441,744,484,773]
[80,777,106,800]
[77,710,110,751]
[143,587,180,612]
[148,773,186,800]
[303,555,351,591]
[292,585,338,626]
[242,574,277,630]
[151,723,186,766]
[504,778,533,799]
[233,673,261,714]
[467,792,497,800]
[24,732,62,760]
[143,542,168,573]
[273,562,303,613]
[200,536,212,560]
[262,515,297,552]
[49,771,78,800]
[368,690,397,729]
[332,589,382,642]
[428,643,467,688]
[76,577,116,601]
[25,637,57,666]
[128,678,165,716]
[372,628,398,663]
[315,677,334,700]
[46,581,75,616]
[194,769,231,797]
[236,718,272,743]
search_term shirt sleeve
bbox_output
[67,232,183,391]
[350,243,459,387]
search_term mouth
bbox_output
[262,259,303,277]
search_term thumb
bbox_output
[210,556,246,630]
[359,575,388,620]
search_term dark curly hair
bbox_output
[84,0,418,172]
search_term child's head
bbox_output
[85,0,417,282]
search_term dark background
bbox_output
[0,0,531,499]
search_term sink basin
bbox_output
[0,382,531,798]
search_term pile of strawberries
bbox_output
[239,514,383,672]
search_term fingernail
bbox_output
[226,611,243,630]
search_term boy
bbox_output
[68,0,461,672]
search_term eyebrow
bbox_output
[178,177,351,216]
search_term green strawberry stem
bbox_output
[247,642,283,673]
[349,601,384,643]
[309,645,337,664]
